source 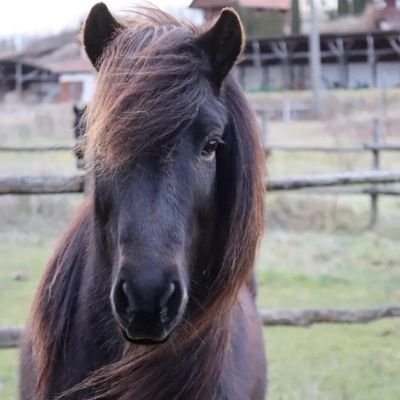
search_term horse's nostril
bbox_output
[164,281,182,318]
[122,281,129,297]
[113,279,134,319]
[160,282,176,309]
[122,281,134,312]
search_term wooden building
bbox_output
[49,58,94,103]
[239,30,400,91]
[0,31,94,103]
[190,0,290,36]
[0,56,59,102]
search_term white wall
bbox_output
[377,62,400,88]
[238,60,400,90]
[348,63,374,88]
[59,72,95,103]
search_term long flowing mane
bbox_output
[26,7,265,400]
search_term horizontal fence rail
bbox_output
[1,171,400,195]
[260,306,400,327]
[266,171,400,191]
[266,143,400,153]
[293,187,400,196]
[0,326,21,348]
[0,145,73,152]
[3,306,400,348]
[0,174,85,195]
[2,144,400,154]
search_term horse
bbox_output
[72,105,87,169]
[20,3,267,399]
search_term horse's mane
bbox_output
[27,202,92,397]
[28,7,265,400]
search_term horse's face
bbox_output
[84,3,244,344]
[95,98,226,344]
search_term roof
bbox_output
[0,33,94,75]
[239,0,289,8]
[0,30,73,60]
[0,52,93,75]
[47,58,94,74]
[0,58,59,84]
[190,0,234,8]
[190,0,289,10]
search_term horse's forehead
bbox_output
[195,96,227,130]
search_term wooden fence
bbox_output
[0,145,73,152]
[1,170,400,195]
[3,118,400,228]
[257,116,400,227]
[2,305,400,348]
[1,126,400,348]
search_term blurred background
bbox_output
[1,1,400,399]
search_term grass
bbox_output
[257,231,400,308]
[0,234,56,398]
[265,321,400,400]
[0,236,55,326]
[256,232,400,399]
[1,229,400,400]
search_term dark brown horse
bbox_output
[20,3,266,399]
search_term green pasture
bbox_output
[0,230,399,400]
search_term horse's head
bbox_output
[83,3,263,345]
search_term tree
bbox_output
[236,6,285,36]
[338,0,350,15]
[291,0,301,34]
[353,0,369,14]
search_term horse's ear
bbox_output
[83,2,123,69]
[198,8,244,87]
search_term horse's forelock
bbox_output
[85,9,208,173]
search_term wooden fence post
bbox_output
[282,101,291,122]
[258,110,269,154]
[370,118,382,228]
[261,112,269,149]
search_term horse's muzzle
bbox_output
[111,273,186,343]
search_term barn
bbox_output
[0,56,59,102]
[49,57,94,104]
[0,31,94,104]
[239,30,400,91]
[190,0,290,35]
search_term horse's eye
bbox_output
[201,138,220,160]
